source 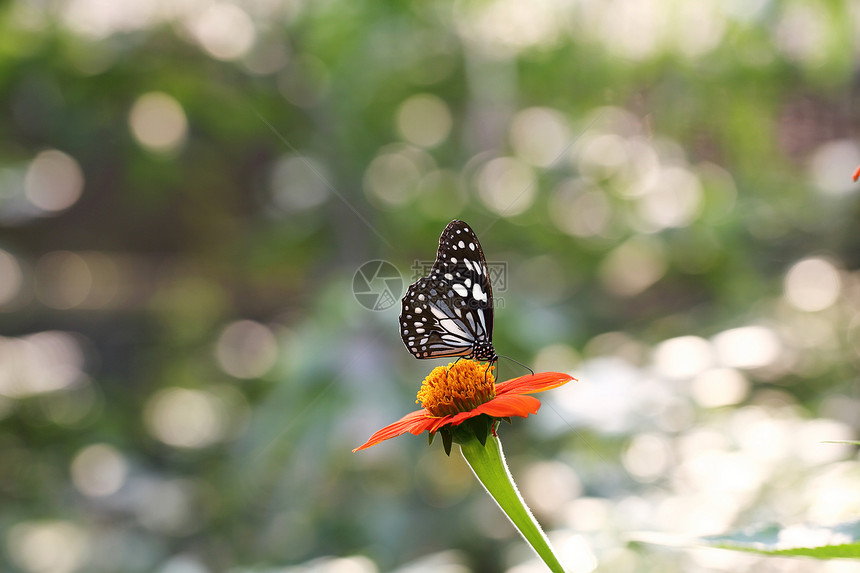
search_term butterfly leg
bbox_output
[483,359,497,385]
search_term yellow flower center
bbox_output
[416,360,496,417]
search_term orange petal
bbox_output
[854,165,860,182]
[352,409,436,452]
[474,394,541,418]
[446,408,484,427]
[433,394,543,429]
[427,414,458,433]
[495,371,575,396]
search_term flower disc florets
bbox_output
[416,360,496,417]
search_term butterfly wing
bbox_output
[400,220,495,359]
[429,220,494,341]
[400,277,478,358]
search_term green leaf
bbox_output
[700,521,860,559]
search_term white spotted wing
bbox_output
[399,220,496,361]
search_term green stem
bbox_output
[459,434,567,573]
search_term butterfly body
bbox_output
[400,220,497,362]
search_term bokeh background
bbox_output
[2,0,860,572]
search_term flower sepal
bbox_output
[430,414,497,455]
[427,426,454,455]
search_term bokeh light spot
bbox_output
[557,533,598,573]
[157,555,211,573]
[674,1,725,58]
[509,107,570,167]
[144,388,227,449]
[215,320,278,379]
[635,166,703,230]
[364,147,430,207]
[25,150,84,213]
[0,249,24,307]
[533,343,580,375]
[71,443,128,498]
[456,0,570,55]
[597,0,666,60]
[784,257,841,312]
[185,3,256,61]
[712,326,781,370]
[132,477,200,535]
[808,140,860,197]
[731,407,793,462]
[691,368,749,408]
[396,94,452,149]
[0,331,85,398]
[576,133,630,181]
[653,336,713,380]
[773,2,828,65]
[7,520,89,573]
[242,40,290,75]
[549,179,612,239]
[270,155,331,213]
[129,92,188,154]
[40,378,99,427]
[35,251,93,310]
[522,461,582,517]
[475,157,535,216]
[564,498,611,533]
[622,433,671,482]
[804,461,860,523]
[796,419,853,466]
[61,0,156,40]
[599,238,667,297]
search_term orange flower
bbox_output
[353,360,575,452]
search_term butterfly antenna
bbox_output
[497,354,534,375]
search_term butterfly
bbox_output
[400,220,497,363]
